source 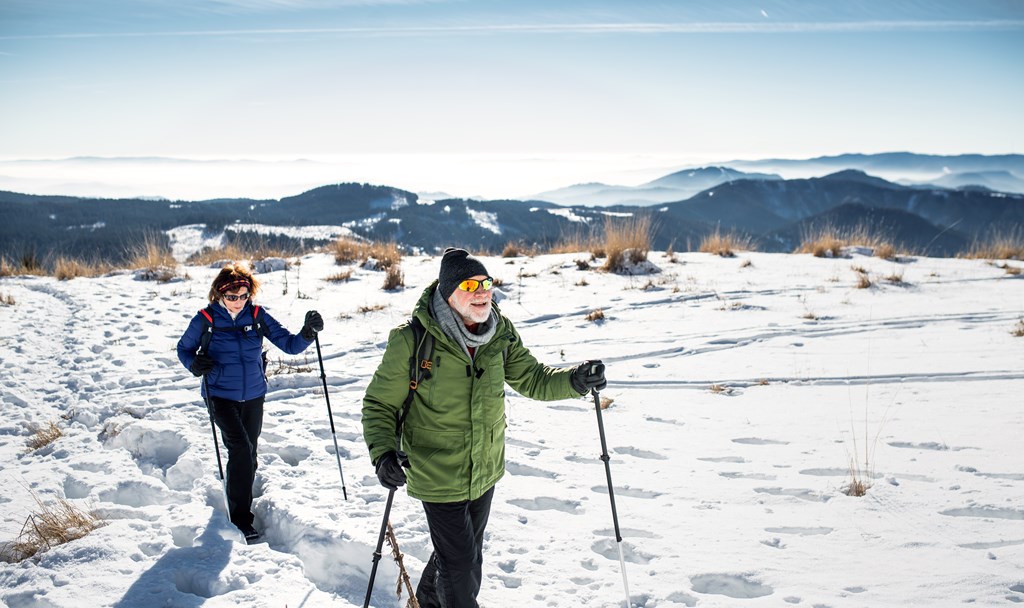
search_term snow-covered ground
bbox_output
[1,250,1022,607]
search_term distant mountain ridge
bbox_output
[1,153,1022,266]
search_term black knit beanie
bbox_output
[438,247,489,300]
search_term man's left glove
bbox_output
[570,360,607,395]
[301,310,324,341]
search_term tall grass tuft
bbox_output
[797,223,901,259]
[699,228,753,257]
[54,257,111,280]
[333,237,403,270]
[382,265,405,291]
[602,215,653,272]
[0,492,105,563]
[128,234,178,282]
[963,228,1024,260]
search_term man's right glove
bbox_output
[375,450,410,491]
[190,354,215,377]
[570,359,607,395]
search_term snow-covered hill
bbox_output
[1,250,1022,607]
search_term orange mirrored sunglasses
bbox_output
[457,277,493,292]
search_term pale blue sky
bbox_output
[2,0,1023,162]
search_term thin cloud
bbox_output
[2,19,1023,40]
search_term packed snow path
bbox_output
[1,251,1023,607]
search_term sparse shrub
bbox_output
[0,291,14,306]
[699,229,752,257]
[382,265,404,291]
[575,258,591,271]
[998,263,1021,276]
[585,309,605,322]
[599,396,614,410]
[740,258,753,268]
[874,243,897,261]
[576,278,589,287]
[326,270,353,283]
[0,492,105,563]
[26,421,62,451]
[856,273,872,289]
[333,236,364,264]
[551,227,601,255]
[602,215,653,273]
[1012,318,1024,337]
[366,241,402,270]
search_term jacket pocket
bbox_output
[406,425,468,496]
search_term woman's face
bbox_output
[221,287,250,315]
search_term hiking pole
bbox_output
[201,375,232,521]
[314,334,348,500]
[591,377,631,608]
[363,487,395,608]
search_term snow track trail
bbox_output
[2,251,1023,607]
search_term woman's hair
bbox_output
[208,262,261,303]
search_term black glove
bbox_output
[570,360,607,395]
[190,353,215,377]
[375,450,410,491]
[301,310,324,341]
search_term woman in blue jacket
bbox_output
[177,262,323,542]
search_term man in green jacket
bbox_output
[362,247,606,608]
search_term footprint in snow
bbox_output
[507,496,581,513]
[690,572,773,599]
[614,446,668,460]
[590,538,652,564]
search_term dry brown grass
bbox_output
[699,229,753,257]
[187,240,295,267]
[357,303,387,314]
[1000,263,1022,276]
[550,228,602,256]
[333,237,403,270]
[128,235,178,282]
[26,421,62,451]
[1012,319,1024,338]
[325,270,353,282]
[0,291,14,306]
[963,229,1024,260]
[843,460,871,497]
[500,242,537,258]
[0,254,46,277]
[53,257,112,280]
[602,215,653,272]
[797,224,901,259]
[585,309,605,322]
[0,492,105,563]
[855,272,873,289]
[382,265,405,290]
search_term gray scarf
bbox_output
[430,288,497,360]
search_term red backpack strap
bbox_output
[199,308,213,323]
[197,307,215,354]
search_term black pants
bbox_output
[416,486,495,608]
[210,395,264,528]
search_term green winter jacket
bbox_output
[362,282,580,503]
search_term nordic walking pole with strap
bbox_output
[591,370,631,608]
[314,334,348,501]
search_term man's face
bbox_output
[447,274,493,325]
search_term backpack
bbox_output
[197,304,271,372]
[394,317,435,447]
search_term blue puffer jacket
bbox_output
[177,302,313,401]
